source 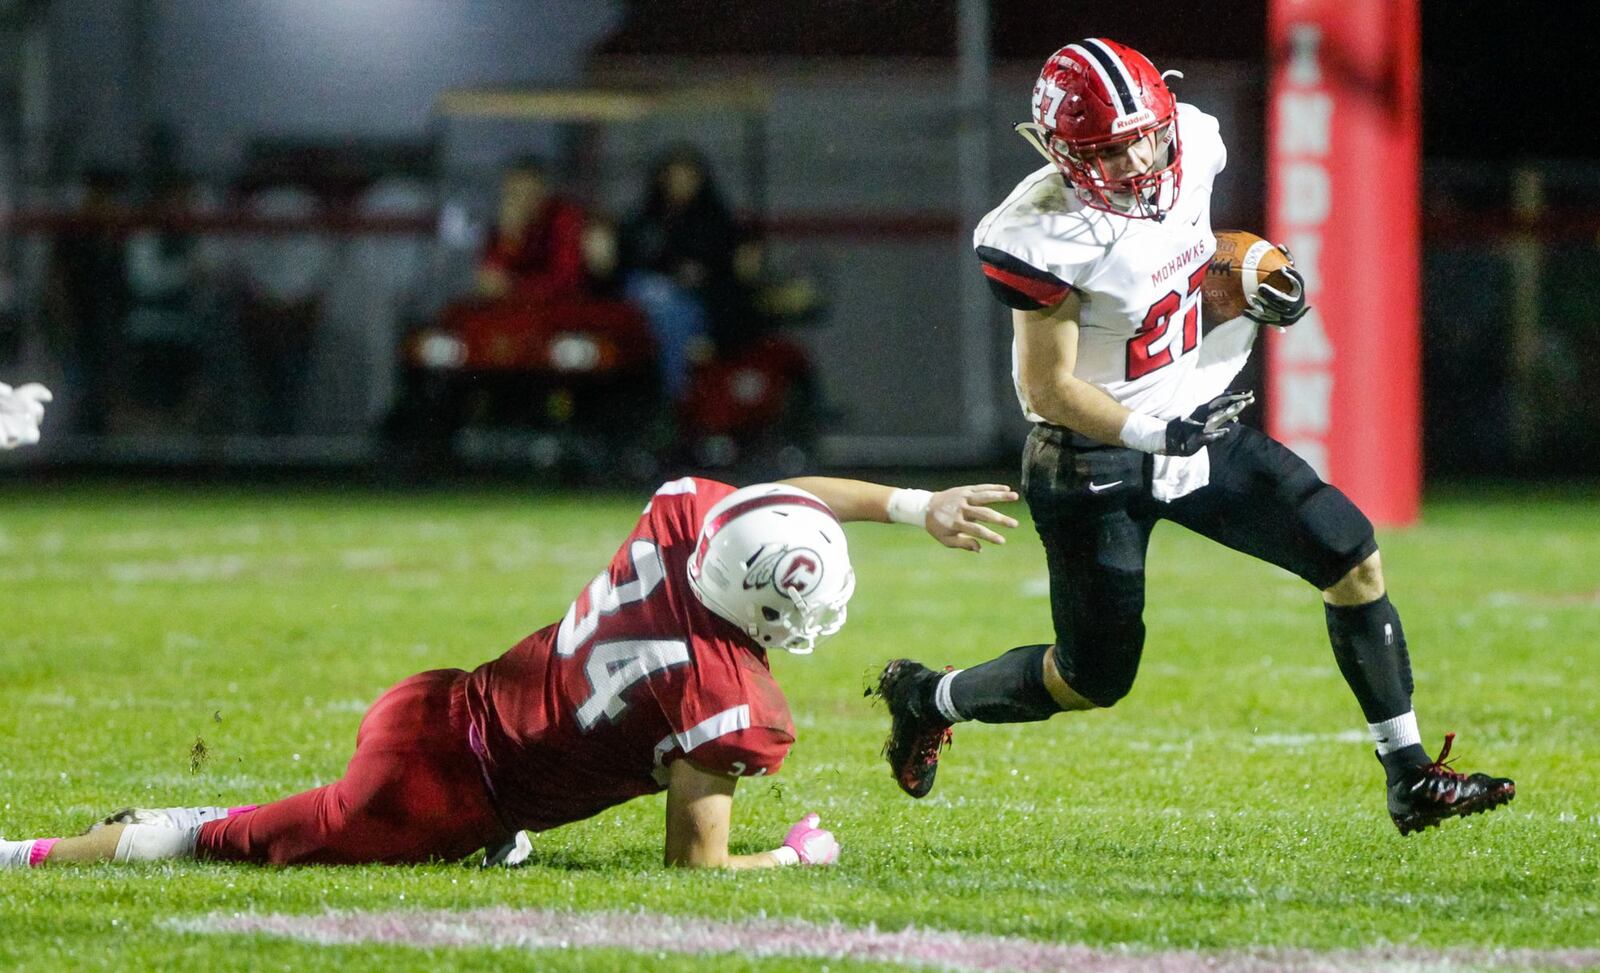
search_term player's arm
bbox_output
[979,241,1154,446]
[778,476,1018,553]
[1014,297,1251,457]
[1012,293,1133,444]
[663,758,838,869]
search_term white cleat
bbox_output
[481,830,533,868]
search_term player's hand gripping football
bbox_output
[1163,390,1254,456]
[779,812,840,866]
[1243,244,1309,326]
[926,484,1020,553]
[0,382,52,449]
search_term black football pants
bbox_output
[1020,422,1378,707]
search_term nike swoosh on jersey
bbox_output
[1088,480,1124,493]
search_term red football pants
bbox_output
[195,669,508,865]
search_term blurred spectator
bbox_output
[44,168,129,435]
[386,161,650,451]
[313,176,435,434]
[621,145,740,402]
[235,183,332,435]
[122,175,211,430]
[579,211,626,298]
[474,156,589,302]
[726,229,827,351]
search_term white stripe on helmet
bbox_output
[1081,38,1142,117]
[1064,43,1128,118]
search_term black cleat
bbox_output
[1388,733,1516,836]
[871,659,953,799]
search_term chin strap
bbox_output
[1014,122,1057,167]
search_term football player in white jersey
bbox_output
[872,38,1513,836]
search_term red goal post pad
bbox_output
[1265,0,1421,527]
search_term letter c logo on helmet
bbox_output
[775,549,822,597]
[689,485,855,655]
[739,544,823,596]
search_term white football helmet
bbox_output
[687,484,855,655]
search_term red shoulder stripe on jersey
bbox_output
[690,492,838,576]
[975,245,1073,308]
[982,262,1073,306]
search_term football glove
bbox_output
[0,382,52,449]
[779,812,839,866]
[1163,390,1254,456]
[1244,244,1309,326]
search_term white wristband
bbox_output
[769,845,800,866]
[1118,412,1168,454]
[885,488,932,526]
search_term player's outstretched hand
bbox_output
[781,812,840,866]
[927,484,1020,553]
[1244,245,1308,326]
[1163,390,1254,456]
[0,382,52,449]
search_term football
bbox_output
[1202,229,1295,326]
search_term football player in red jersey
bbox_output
[1,476,1017,872]
[874,38,1513,835]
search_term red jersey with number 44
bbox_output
[975,102,1227,423]
[462,477,796,833]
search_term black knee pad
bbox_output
[1296,481,1378,590]
[1049,589,1145,707]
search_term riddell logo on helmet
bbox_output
[1111,110,1156,134]
[742,546,824,596]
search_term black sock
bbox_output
[940,644,1061,725]
[1374,746,1432,786]
[1325,595,1429,782]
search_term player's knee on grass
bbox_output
[115,823,198,862]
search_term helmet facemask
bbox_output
[755,565,855,655]
[1019,38,1185,221]
[1017,116,1182,220]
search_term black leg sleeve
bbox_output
[1325,594,1415,723]
[947,644,1060,724]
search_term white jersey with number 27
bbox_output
[975,102,1229,423]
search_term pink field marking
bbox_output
[178,907,1600,973]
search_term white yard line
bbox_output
[175,908,1600,973]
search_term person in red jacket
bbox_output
[475,155,590,302]
[2,476,1018,871]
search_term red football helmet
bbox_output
[1016,38,1182,220]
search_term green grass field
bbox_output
[1,480,1597,971]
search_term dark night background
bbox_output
[601,0,1589,162]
